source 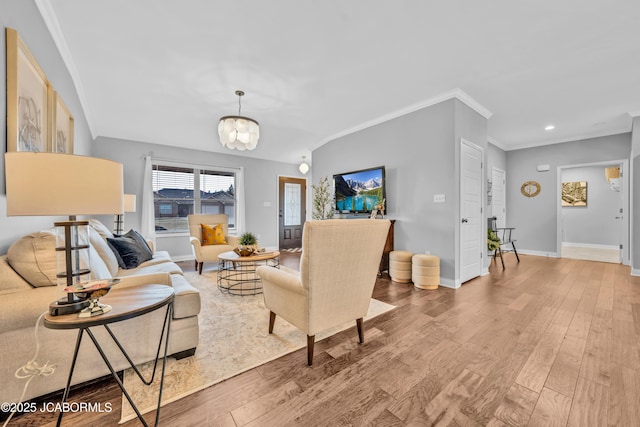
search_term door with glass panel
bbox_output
[279,177,306,249]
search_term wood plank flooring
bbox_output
[6,254,640,426]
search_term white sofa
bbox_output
[0,219,200,404]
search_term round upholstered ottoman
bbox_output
[412,254,440,290]
[389,250,413,283]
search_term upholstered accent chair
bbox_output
[188,214,239,274]
[256,219,391,365]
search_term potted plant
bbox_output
[487,229,501,252]
[235,232,258,256]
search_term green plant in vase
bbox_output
[235,232,258,256]
[487,229,501,252]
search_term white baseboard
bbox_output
[631,268,640,277]
[439,278,459,289]
[171,255,194,262]
[518,249,559,258]
[562,242,619,250]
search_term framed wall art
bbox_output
[51,92,74,153]
[561,181,588,206]
[6,28,52,152]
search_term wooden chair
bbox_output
[488,216,520,269]
[256,219,391,365]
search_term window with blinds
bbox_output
[152,163,236,233]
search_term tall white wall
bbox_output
[0,0,93,253]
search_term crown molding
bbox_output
[315,88,492,149]
[504,126,632,152]
[35,0,96,138]
[453,88,493,119]
[487,136,508,151]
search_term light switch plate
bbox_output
[434,194,446,203]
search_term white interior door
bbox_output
[492,167,506,228]
[460,140,483,283]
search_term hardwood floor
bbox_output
[7,254,640,426]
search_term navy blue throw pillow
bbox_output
[107,230,153,269]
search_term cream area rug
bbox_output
[120,270,395,423]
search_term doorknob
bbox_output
[461,218,468,223]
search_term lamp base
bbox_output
[78,299,111,318]
[49,297,90,316]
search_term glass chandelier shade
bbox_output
[218,90,260,151]
[299,156,309,175]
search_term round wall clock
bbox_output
[521,181,541,197]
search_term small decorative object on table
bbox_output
[234,232,258,257]
[374,198,386,218]
[64,278,120,317]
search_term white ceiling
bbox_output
[37,0,640,164]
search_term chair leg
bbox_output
[512,242,520,262]
[194,260,198,270]
[269,311,276,334]
[498,247,505,269]
[307,335,315,366]
[198,262,203,274]
[356,318,364,344]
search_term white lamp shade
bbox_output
[123,194,137,213]
[5,152,124,216]
[218,116,260,150]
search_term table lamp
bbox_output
[114,193,136,234]
[5,152,124,315]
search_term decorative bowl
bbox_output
[65,278,121,301]
[234,246,255,257]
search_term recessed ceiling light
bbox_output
[544,125,555,131]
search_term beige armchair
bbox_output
[188,214,239,274]
[256,219,391,365]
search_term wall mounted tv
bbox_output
[334,166,386,213]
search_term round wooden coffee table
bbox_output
[217,250,280,295]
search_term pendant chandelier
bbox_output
[299,156,309,175]
[218,90,260,151]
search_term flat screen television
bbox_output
[334,166,386,213]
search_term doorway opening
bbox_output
[557,159,629,264]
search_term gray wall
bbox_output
[312,99,487,285]
[92,137,304,259]
[632,116,640,274]
[0,0,93,253]
[561,165,622,246]
[506,133,631,256]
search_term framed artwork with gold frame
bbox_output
[51,92,74,153]
[6,28,53,152]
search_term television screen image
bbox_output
[334,166,385,213]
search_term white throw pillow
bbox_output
[7,230,57,287]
